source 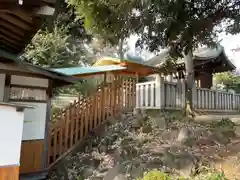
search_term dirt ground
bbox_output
[49,111,240,180]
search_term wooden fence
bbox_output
[48,78,136,167]
[136,75,240,112]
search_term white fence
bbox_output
[136,76,240,112]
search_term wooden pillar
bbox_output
[104,72,107,84]
[155,74,165,109]
[135,72,139,83]
[3,74,10,101]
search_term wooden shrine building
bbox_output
[0,1,81,180]
[147,45,235,89]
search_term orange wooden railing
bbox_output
[47,77,136,167]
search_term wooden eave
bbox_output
[119,61,159,76]
[0,0,56,54]
[73,62,159,78]
[156,52,235,74]
[72,69,126,78]
[0,53,81,88]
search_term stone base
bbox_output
[20,169,48,180]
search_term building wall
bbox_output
[14,102,47,140]
[10,75,48,141]
[197,72,213,89]
[0,106,24,166]
[9,75,49,174]
[11,75,48,87]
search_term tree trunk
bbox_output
[184,49,195,117]
[119,38,124,61]
[46,0,66,32]
[226,84,229,92]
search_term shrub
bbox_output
[137,170,171,180]
[210,118,235,130]
[137,169,227,180]
[52,106,61,116]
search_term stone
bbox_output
[150,117,166,129]
[113,149,124,161]
[129,165,145,178]
[141,124,153,133]
[103,164,125,180]
[162,150,197,177]
[140,109,147,119]
[177,159,197,177]
[131,118,143,129]
[196,138,215,146]
[221,128,236,138]
[209,131,230,145]
[177,127,193,143]
[90,158,101,167]
[99,144,108,153]
[82,167,95,178]
[133,108,141,116]
[113,174,127,180]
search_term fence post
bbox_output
[232,92,236,111]
[155,75,165,109]
[192,82,197,109]
[136,83,140,108]
[180,79,186,109]
[215,90,218,110]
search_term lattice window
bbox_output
[10,85,47,102]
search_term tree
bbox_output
[214,71,240,92]
[70,0,240,115]
[23,25,91,68]
[87,36,130,59]
[23,16,97,96]
[68,0,142,60]
[22,24,98,96]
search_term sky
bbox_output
[220,34,240,68]
[127,34,240,69]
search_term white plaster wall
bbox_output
[11,75,48,87]
[9,75,49,140]
[12,102,47,140]
[0,106,24,166]
[0,74,5,101]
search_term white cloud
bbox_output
[219,34,240,68]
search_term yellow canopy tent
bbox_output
[93,57,122,66]
[93,57,160,76]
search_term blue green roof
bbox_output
[52,65,127,76]
[0,49,80,85]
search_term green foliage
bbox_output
[214,71,240,92]
[69,0,141,45]
[210,118,236,130]
[23,25,93,68]
[194,170,227,180]
[52,106,61,116]
[209,172,226,180]
[214,72,236,85]
[23,1,94,68]
[22,5,98,96]
[70,0,240,57]
[137,169,227,180]
[137,170,171,180]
